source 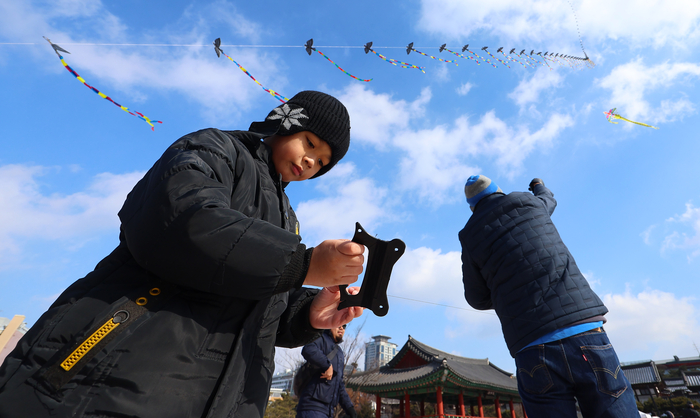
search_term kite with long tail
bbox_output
[363,42,425,73]
[43,37,161,130]
[406,42,458,66]
[213,38,288,103]
[604,108,659,129]
[464,45,497,68]
[440,44,480,66]
[305,39,372,82]
[481,47,510,68]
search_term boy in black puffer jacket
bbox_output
[459,175,638,418]
[0,91,364,418]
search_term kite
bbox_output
[464,44,497,68]
[503,48,529,68]
[481,47,510,69]
[406,42,458,66]
[213,38,288,103]
[364,42,425,73]
[305,39,372,82]
[440,44,481,66]
[43,36,162,130]
[604,108,659,129]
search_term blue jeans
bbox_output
[515,329,639,417]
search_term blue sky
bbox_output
[2,0,700,375]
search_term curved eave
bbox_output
[347,362,519,398]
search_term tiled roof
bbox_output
[684,373,700,387]
[621,361,661,385]
[347,336,517,392]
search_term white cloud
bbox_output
[0,164,143,269]
[457,82,474,96]
[661,201,700,261]
[339,86,574,204]
[509,67,563,107]
[597,59,700,126]
[603,288,700,359]
[394,110,573,203]
[339,85,431,149]
[295,163,393,246]
[417,0,700,49]
[389,245,503,339]
[390,247,464,306]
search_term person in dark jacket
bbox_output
[296,324,356,418]
[683,403,700,418]
[459,175,638,418]
[0,91,365,418]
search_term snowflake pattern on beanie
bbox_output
[266,103,309,130]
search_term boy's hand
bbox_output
[304,240,365,287]
[309,286,363,329]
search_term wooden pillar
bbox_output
[400,398,404,418]
[477,395,484,418]
[375,395,381,418]
[420,400,425,417]
[495,397,502,418]
[509,399,516,418]
[471,404,475,417]
[405,392,411,418]
[436,386,444,418]
[458,392,465,417]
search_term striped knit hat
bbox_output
[465,175,502,208]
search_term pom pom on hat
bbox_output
[465,175,502,208]
[249,91,351,178]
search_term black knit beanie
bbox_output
[249,91,351,178]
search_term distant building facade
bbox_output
[364,335,397,371]
[0,316,29,366]
[271,369,295,394]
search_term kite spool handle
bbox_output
[338,222,405,317]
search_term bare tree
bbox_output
[339,319,367,376]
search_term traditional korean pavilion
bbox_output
[346,336,524,418]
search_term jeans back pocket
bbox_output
[580,344,628,397]
[515,345,553,395]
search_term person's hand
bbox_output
[309,286,364,329]
[320,364,333,380]
[348,409,358,418]
[528,178,544,191]
[304,240,365,287]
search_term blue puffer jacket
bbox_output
[297,331,354,417]
[459,184,608,357]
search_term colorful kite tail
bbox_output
[44,37,161,130]
[315,49,372,81]
[221,51,288,102]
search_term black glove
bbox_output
[528,178,544,191]
[347,409,357,418]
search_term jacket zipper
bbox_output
[60,310,129,371]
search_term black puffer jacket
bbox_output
[459,184,607,357]
[0,129,321,418]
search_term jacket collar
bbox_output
[473,191,505,212]
[227,130,288,189]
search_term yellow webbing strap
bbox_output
[60,318,120,371]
